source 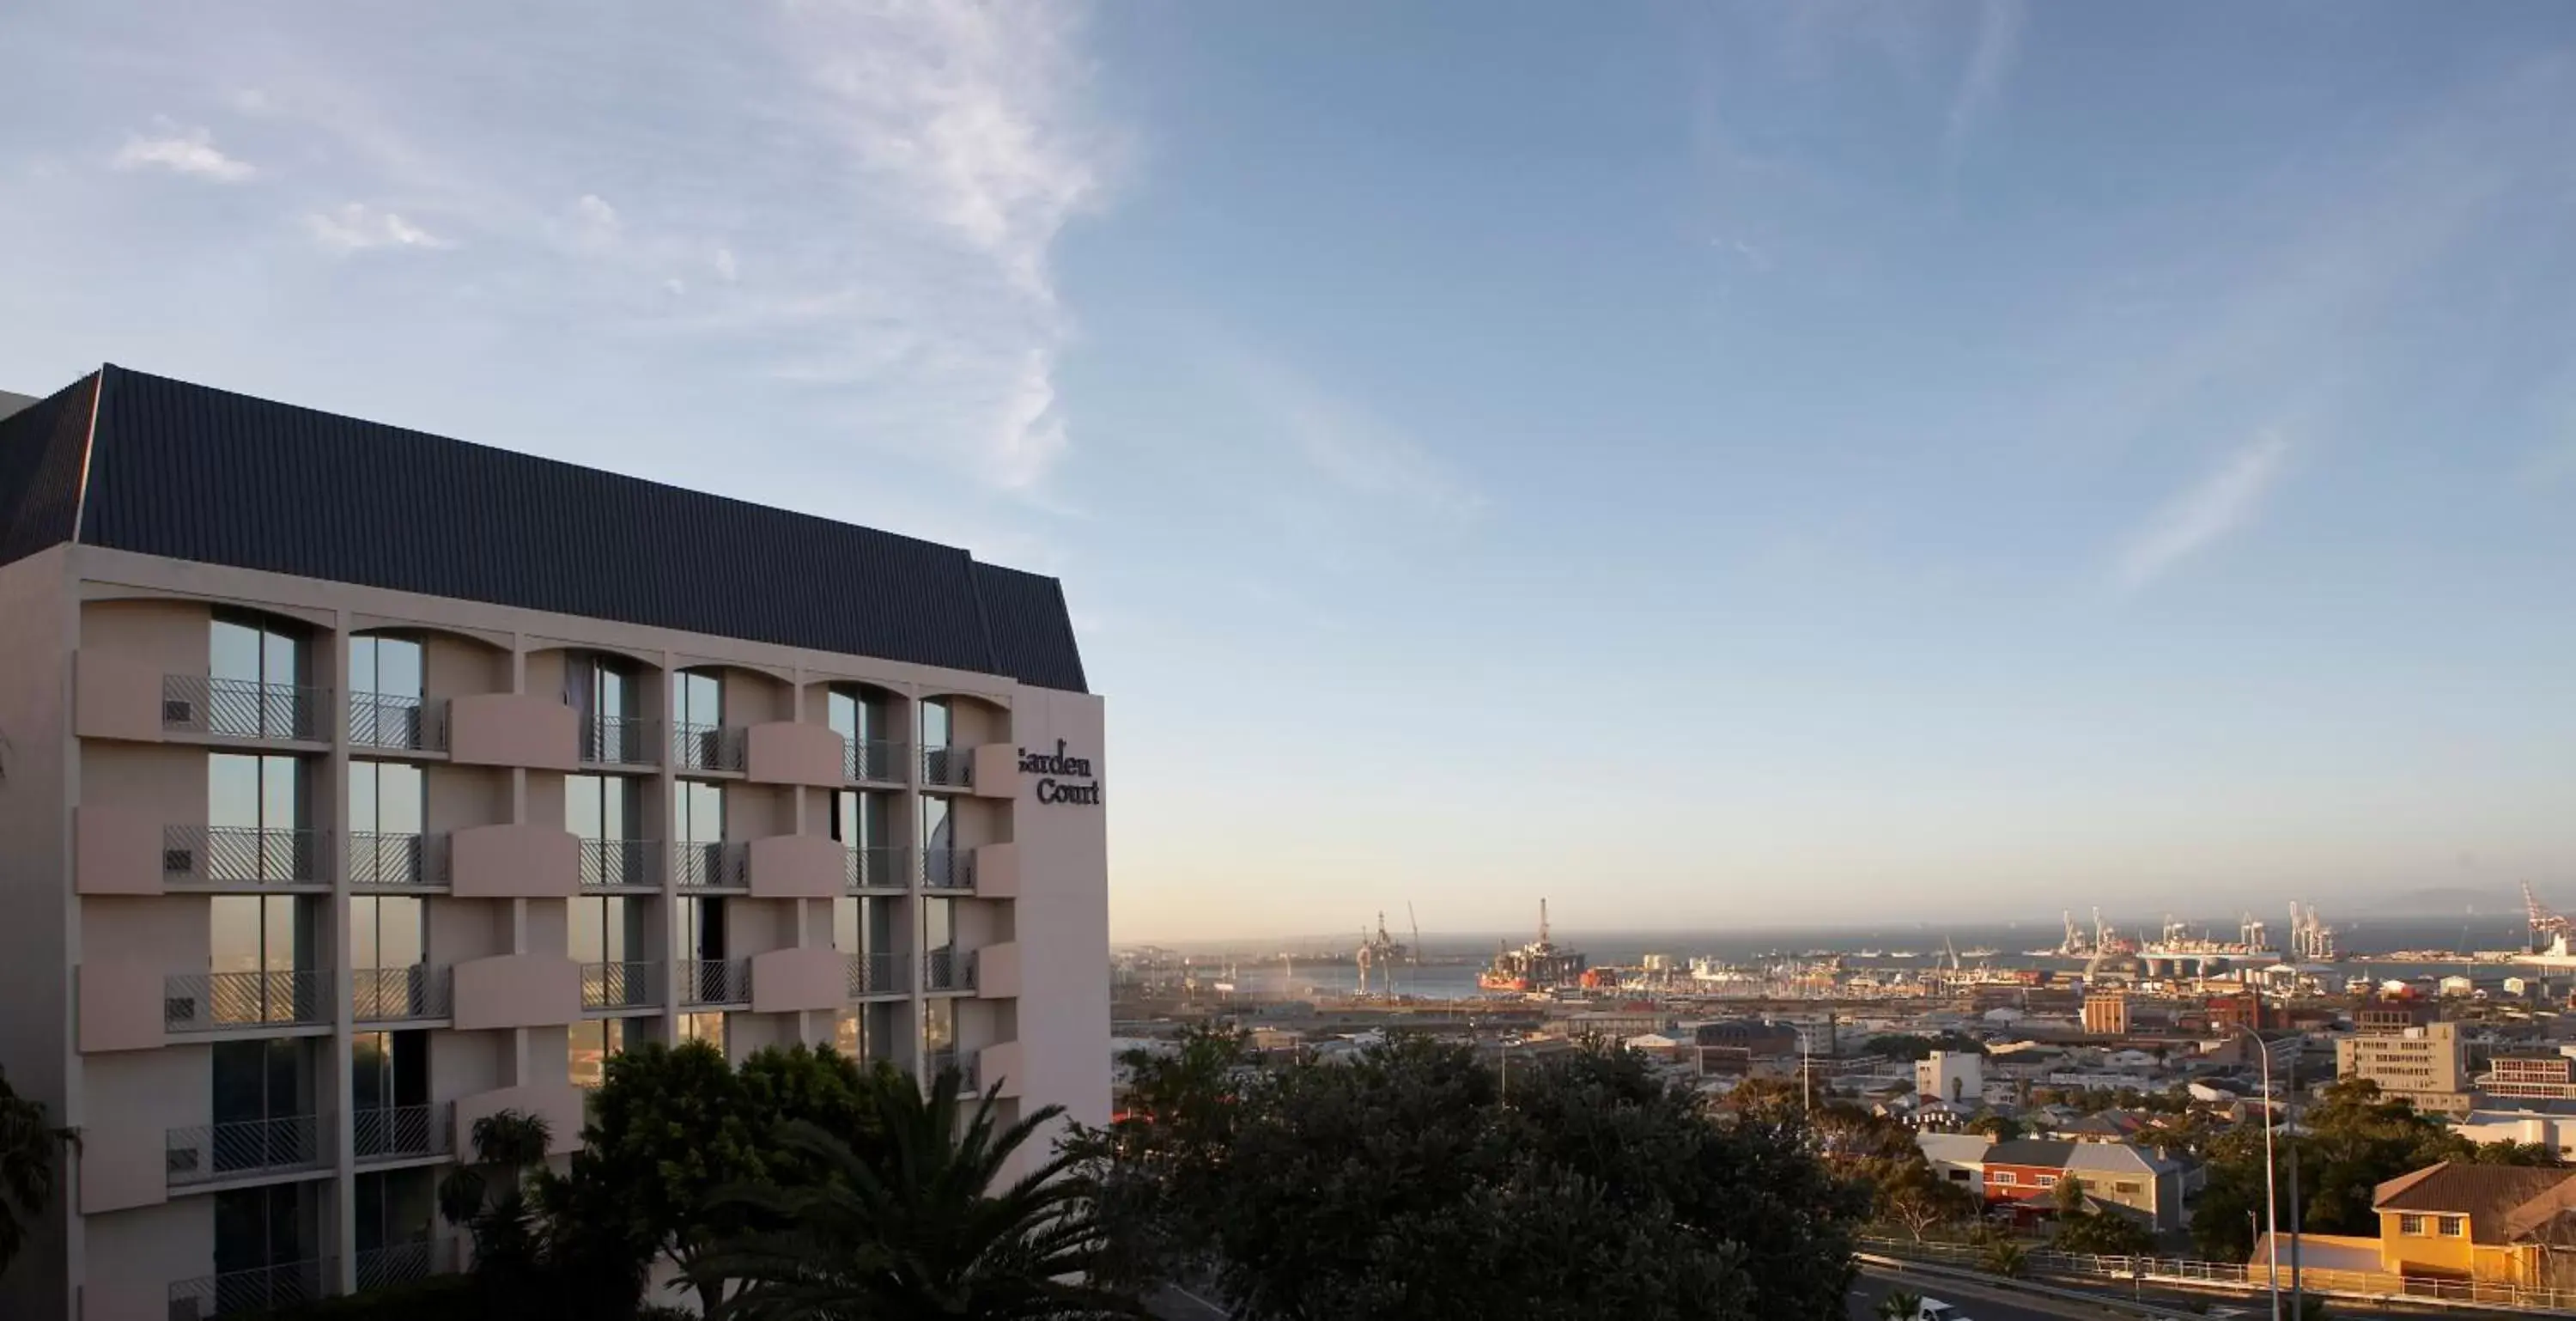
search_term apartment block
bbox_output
[2336,1022,2474,1117]
[0,367,1110,1320]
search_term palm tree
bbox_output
[1876,1288,1923,1320]
[2,1066,76,1278]
[696,1067,1143,1320]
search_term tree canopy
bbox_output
[1078,1029,1863,1321]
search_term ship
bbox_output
[2136,916,2280,977]
[1478,899,1589,992]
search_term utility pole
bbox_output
[2287,1024,2303,1321]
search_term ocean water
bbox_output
[1157,914,2541,1001]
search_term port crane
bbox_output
[2526,883,2571,954]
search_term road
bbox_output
[1852,1264,2452,1321]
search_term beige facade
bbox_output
[0,540,1109,1320]
[2336,1022,2474,1117]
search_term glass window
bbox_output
[833,789,889,848]
[351,1029,428,1112]
[214,1184,321,1274]
[680,1013,726,1054]
[2439,1216,2466,1237]
[2398,1214,2427,1236]
[210,754,306,831]
[828,685,890,741]
[920,794,952,854]
[211,895,315,976]
[570,1018,627,1089]
[835,1012,864,1059]
[349,636,423,699]
[921,895,954,953]
[212,1038,318,1125]
[672,669,721,727]
[353,1169,435,1256]
[673,781,725,845]
[683,896,727,963]
[349,895,425,971]
[567,774,641,843]
[1990,1171,2014,1185]
[2036,1175,2057,1189]
[348,761,423,836]
[834,896,861,953]
[923,997,956,1052]
[571,895,641,965]
[211,612,306,689]
[920,697,953,749]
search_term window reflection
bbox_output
[920,697,953,749]
[569,1018,626,1089]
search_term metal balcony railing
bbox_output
[166,970,328,1032]
[347,831,445,888]
[168,1257,331,1319]
[672,722,746,773]
[922,1050,975,1090]
[847,951,904,997]
[580,959,659,1011]
[844,844,908,890]
[922,947,977,994]
[579,837,659,889]
[164,826,328,888]
[843,736,908,782]
[674,841,747,891]
[579,714,659,767]
[164,674,333,742]
[353,965,452,1023]
[348,693,446,752]
[920,745,974,788]
[921,848,976,892]
[354,1240,435,1294]
[679,958,751,1006]
[167,1115,325,1186]
[353,1103,452,1165]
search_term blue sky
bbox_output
[4,2,2572,941]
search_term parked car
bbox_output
[1916,1300,1970,1321]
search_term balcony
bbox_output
[354,1103,453,1166]
[674,841,748,892]
[920,745,973,788]
[921,848,975,893]
[579,714,660,768]
[451,824,578,899]
[168,1257,331,1320]
[922,947,977,995]
[447,693,578,770]
[579,837,659,890]
[743,721,844,786]
[164,674,332,743]
[847,951,904,997]
[354,965,453,1023]
[672,721,746,773]
[452,956,579,1031]
[845,844,909,891]
[348,693,447,752]
[581,959,661,1011]
[354,1240,438,1294]
[167,1115,325,1187]
[165,971,328,1032]
[347,831,447,889]
[922,1049,977,1091]
[679,958,751,1007]
[844,736,908,784]
[163,826,327,890]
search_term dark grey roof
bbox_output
[1981,1138,2079,1168]
[0,366,1088,692]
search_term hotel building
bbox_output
[0,367,1110,1320]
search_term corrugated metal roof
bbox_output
[9,365,1087,692]
[0,373,99,569]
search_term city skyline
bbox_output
[4,2,2574,942]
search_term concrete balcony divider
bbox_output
[750,947,848,1014]
[975,942,1022,1000]
[449,825,578,899]
[744,721,846,787]
[748,834,844,899]
[970,742,1019,799]
[78,1123,168,1213]
[452,955,580,1030]
[453,1084,583,1159]
[74,649,167,743]
[75,805,162,895]
[975,1042,1025,1099]
[76,962,165,1053]
[971,842,1021,898]
[447,693,580,771]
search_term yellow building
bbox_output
[2370,1163,2576,1286]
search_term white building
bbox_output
[1917,1050,1985,1105]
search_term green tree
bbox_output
[2,1066,75,1277]
[550,1041,897,1314]
[1880,1163,1979,1242]
[2050,1172,2089,1216]
[696,1072,1142,1320]
[1965,1113,2021,1141]
[1876,1288,1923,1320]
[1980,1239,2030,1278]
[1080,1038,1857,1320]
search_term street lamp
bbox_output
[2238,1025,2283,1321]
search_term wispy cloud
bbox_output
[1942,0,2025,170]
[2116,429,2293,589]
[111,120,254,181]
[305,203,449,253]
[1225,351,1485,525]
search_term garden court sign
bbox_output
[1020,740,1103,806]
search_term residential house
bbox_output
[1917,1131,1994,1196]
[2371,1162,2576,1287]
[1978,1138,2191,1230]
